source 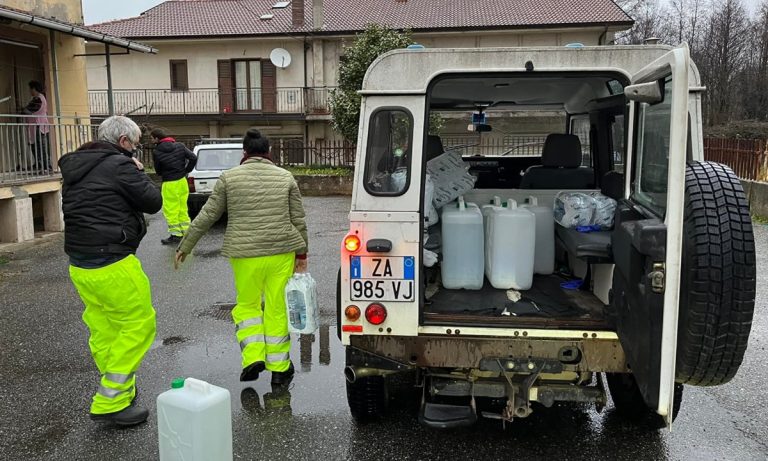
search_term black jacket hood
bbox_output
[59,142,125,186]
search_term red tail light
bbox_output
[365,303,387,325]
[187,176,196,193]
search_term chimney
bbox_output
[313,0,324,30]
[293,0,305,27]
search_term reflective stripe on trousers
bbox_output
[161,178,191,236]
[230,253,295,372]
[70,255,155,415]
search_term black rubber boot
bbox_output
[271,362,295,386]
[161,235,182,245]
[240,361,266,382]
[90,405,149,427]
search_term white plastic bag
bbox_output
[553,192,594,228]
[424,174,439,227]
[427,151,477,208]
[589,192,617,229]
[285,273,318,334]
[423,249,439,268]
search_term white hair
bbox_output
[97,116,141,145]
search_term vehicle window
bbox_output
[611,114,626,173]
[364,109,412,195]
[196,149,243,171]
[632,77,672,217]
[570,115,592,167]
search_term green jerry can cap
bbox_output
[171,377,186,389]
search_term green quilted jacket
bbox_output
[178,157,308,258]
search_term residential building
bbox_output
[85,0,633,153]
[0,0,155,243]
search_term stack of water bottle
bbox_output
[553,191,617,230]
[441,195,555,291]
[285,272,319,334]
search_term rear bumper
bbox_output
[348,334,628,373]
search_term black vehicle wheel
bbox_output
[346,375,389,422]
[677,161,756,386]
[606,372,683,429]
[336,269,342,340]
[187,201,202,220]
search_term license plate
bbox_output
[350,256,415,302]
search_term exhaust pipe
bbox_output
[345,366,392,383]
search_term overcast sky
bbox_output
[82,0,764,25]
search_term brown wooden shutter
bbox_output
[261,60,277,113]
[217,60,234,113]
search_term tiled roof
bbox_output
[89,0,633,39]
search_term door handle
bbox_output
[367,239,392,253]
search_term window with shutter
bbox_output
[217,59,234,113]
[170,60,189,91]
[261,60,277,113]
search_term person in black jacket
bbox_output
[59,116,162,427]
[150,127,197,245]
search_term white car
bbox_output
[186,141,243,218]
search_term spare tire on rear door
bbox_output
[676,161,756,386]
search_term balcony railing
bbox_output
[0,115,99,186]
[88,87,335,117]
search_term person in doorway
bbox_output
[150,127,197,245]
[59,116,162,427]
[22,80,51,171]
[175,129,308,386]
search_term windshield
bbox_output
[195,148,242,171]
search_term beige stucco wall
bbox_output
[3,0,84,24]
[87,38,307,90]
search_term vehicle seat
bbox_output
[519,134,595,189]
[426,135,445,162]
[556,226,612,261]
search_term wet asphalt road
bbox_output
[1,196,767,460]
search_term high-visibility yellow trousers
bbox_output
[230,253,295,372]
[69,255,156,415]
[162,178,191,237]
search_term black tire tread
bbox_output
[346,376,388,421]
[676,161,756,386]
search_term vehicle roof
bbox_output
[361,45,701,94]
[195,144,243,151]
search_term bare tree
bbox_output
[615,0,673,44]
[699,0,752,125]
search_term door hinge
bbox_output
[649,263,665,293]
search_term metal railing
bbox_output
[88,87,335,117]
[0,115,99,186]
[442,136,549,157]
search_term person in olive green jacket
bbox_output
[175,129,308,385]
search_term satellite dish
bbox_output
[270,48,292,69]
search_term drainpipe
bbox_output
[48,30,61,118]
[105,44,114,115]
[304,37,311,145]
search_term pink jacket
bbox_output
[25,93,49,140]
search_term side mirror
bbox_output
[625,81,663,104]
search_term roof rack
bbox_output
[197,138,243,145]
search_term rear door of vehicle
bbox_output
[612,46,690,424]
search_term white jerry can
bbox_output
[441,196,485,290]
[486,199,536,290]
[157,378,233,461]
[523,196,556,275]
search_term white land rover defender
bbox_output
[337,45,756,429]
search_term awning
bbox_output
[0,6,157,54]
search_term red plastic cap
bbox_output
[365,303,387,325]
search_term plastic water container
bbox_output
[157,378,232,461]
[481,196,503,231]
[285,272,319,334]
[485,199,536,290]
[523,196,555,275]
[441,197,484,290]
